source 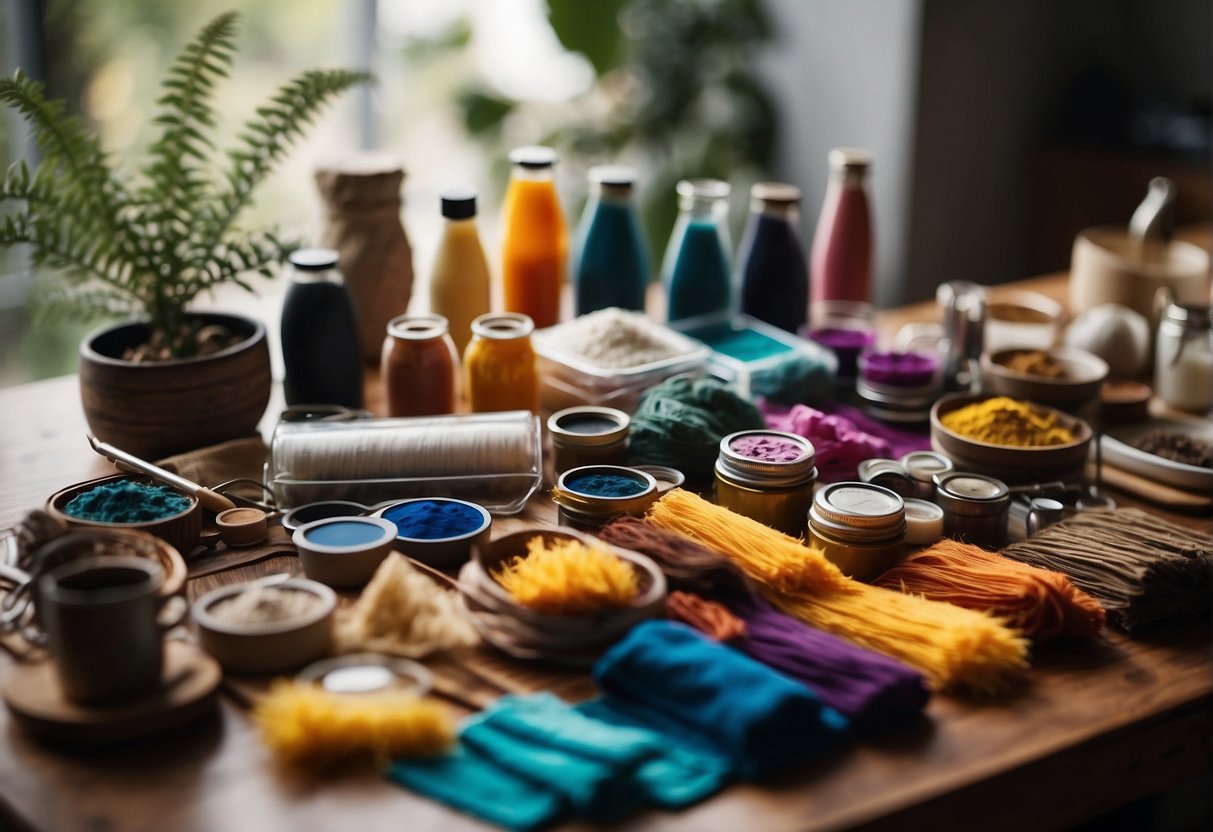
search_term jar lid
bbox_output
[716,430,817,487]
[676,178,730,207]
[289,248,339,271]
[934,472,1010,517]
[471,312,535,340]
[1163,302,1211,330]
[856,459,915,497]
[387,313,450,340]
[811,482,905,532]
[547,406,630,447]
[508,145,557,168]
[589,165,637,189]
[899,451,953,484]
[440,188,477,219]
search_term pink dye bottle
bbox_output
[810,148,874,305]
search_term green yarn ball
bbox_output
[627,377,765,484]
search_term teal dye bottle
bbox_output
[573,166,649,315]
[738,182,808,333]
[662,179,733,322]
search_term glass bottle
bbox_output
[280,248,363,408]
[464,312,538,413]
[573,166,649,316]
[380,314,458,417]
[1154,300,1212,413]
[501,146,567,330]
[810,148,874,305]
[662,179,732,322]
[429,189,491,357]
[738,182,808,333]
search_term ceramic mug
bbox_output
[37,555,184,704]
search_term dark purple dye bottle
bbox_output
[738,182,808,333]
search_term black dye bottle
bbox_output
[737,182,809,333]
[280,248,363,408]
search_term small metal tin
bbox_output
[714,430,818,537]
[808,482,907,581]
[899,451,954,500]
[857,459,915,498]
[553,465,658,531]
[903,498,945,546]
[933,471,1011,548]
[547,406,630,477]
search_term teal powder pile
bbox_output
[627,377,765,485]
[565,473,647,498]
[64,480,193,523]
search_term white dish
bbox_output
[1100,418,1213,492]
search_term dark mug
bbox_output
[37,556,184,705]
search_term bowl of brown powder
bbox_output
[193,578,335,674]
[981,347,1108,413]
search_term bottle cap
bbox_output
[750,181,801,205]
[589,165,637,189]
[676,179,730,201]
[508,145,558,169]
[289,248,339,271]
[440,188,477,219]
[828,147,874,172]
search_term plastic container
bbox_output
[266,411,542,514]
[532,323,708,415]
[675,312,836,404]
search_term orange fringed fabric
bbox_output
[666,590,747,642]
[647,489,1029,693]
[874,539,1106,643]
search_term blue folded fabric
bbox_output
[593,620,850,779]
[387,746,563,832]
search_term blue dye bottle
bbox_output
[738,182,808,333]
[662,179,733,322]
[280,248,363,408]
[573,166,650,315]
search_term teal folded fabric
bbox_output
[593,620,850,779]
[387,746,564,832]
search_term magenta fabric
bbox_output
[760,401,931,482]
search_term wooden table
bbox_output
[1,275,1210,832]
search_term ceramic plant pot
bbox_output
[78,313,271,458]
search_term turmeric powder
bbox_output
[940,397,1075,447]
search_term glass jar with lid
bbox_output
[1154,298,1212,414]
[808,482,907,582]
[714,430,817,537]
[933,471,1011,548]
[547,406,630,477]
[552,465,658,531]
[381,314,458,417]
[464,312,538,413]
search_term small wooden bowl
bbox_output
[980,347,1108,412]
[47,474,202,557]
[930,394,1092,484]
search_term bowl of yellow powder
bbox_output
[930,394,1092,484]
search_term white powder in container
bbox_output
[541,308,695,369]
[209,585,320,626]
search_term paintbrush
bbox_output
[87,435,237,513]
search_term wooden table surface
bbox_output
[1,273,1211,832]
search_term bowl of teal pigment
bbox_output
[47,474,202,557]
[371,497,492,568]
[293,516,398,589]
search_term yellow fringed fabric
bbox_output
[254,681,455,769]
[492,535,639,615]
[648,489,1029,693]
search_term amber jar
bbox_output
[552,465,658,532]
[714,430,817,537]
[808,482,907,581]
[464,313,538,413]
[381,314,458,417]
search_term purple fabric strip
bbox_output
[760,401,932,482]
[731,596,930,734]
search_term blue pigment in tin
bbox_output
[382,500,485,539]
[565,473,647,498]
[305,520,388,547]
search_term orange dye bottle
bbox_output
[501,146,567,330]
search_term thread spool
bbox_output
[268,412,541,512]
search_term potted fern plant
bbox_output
[0,11,369,457]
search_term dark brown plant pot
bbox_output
[79,313,272,459]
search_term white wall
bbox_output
[757,0,923,307]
